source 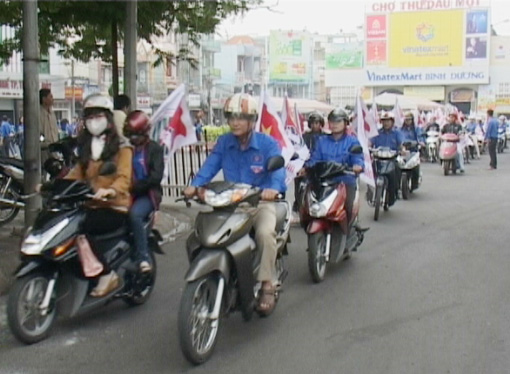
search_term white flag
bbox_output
[356,95,376,187]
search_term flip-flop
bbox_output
[257,287,276,315]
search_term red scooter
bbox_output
[439,133,459,175]
[300,161,368,283]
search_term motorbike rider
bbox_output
[303,108,363,223]
[65,93,133,297]
[183,93,286,314]
[465,115,481,159]
[498,115,508,149]
[441,113,465,173]
[425,116,441,133]
[401,112,424,185]
[369,111,403,206]
[123,110,164,273]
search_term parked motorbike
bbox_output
[176,156,290,365]
[299,159,367,283]
[439,133,459,176]
[7,176,163,344]
[397,140,421,200]
[366,147,399,221]
[0,137,77,227]
[426,130,440,163]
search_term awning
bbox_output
[255,96,335,114]
[374,92,444,111]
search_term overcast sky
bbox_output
[218,0,510,38]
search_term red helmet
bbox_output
[124,110,151,136]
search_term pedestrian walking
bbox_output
[485,109,499,170]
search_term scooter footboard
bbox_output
[184,250,231,283]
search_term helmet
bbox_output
[83,94,114,114]
[327,108,349,123]
[380,111,395,121]
[404,111,414,119]
[124,110,151,136]
[468,114,476,120]
[223,93,258,121]
[308,111,325,127]
[499,115,506,121]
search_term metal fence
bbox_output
[161,129,213,197]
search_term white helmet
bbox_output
[223,93,258,121]
[499,115,507,121]
[83,94,114,114]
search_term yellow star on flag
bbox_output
[261,124,272,135]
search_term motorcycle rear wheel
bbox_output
[178,275,221,365]
[443,161,449,176]
[307,232,327,283]
[7,272,57,344]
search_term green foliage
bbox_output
[0,1,260,65]
[203,125,230,142]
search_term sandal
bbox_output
[257,285,276,315]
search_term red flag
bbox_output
[360,96,379,139]
[256,91,293,164]
[281,96,301,135]
[356,94,375,187]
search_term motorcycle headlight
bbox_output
[309,203,327,218]
[203,187,250,207]
[21,218,69,255]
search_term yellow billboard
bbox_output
[389,10,463,68]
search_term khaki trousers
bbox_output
[240,201,277,282]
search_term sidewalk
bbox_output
[0,197,194,297]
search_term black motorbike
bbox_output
[7,176,163,344]
[366,147,399,221]
[177,156,290,365]
[0,137,78,227]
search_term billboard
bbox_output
[490,36,510,65]
[326,42,363,69]
[269,30,311,83]
[364,0,491,86]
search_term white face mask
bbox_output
[86,117,108,136]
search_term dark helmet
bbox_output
[123,110,151,136]
[327,108,349,123]
[308,111,325,127]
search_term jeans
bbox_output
[129,196,155,263]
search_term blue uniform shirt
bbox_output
[485,118,499,140]
[133,148,148,182]
[191,132,287,192]
[400,125,420,142]
[371,128,404,151]
[306,134,364,186]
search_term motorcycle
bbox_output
[366,147,399,221]
[177,156,290,365]
[439,133,459,176]
[426,130,440,163]
[0,137,78,227]
[397,140,421,200]
[299,159,367,283]
[497,126,506,153]
[7,175,163,344]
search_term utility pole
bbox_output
[124,0,137,109]
[22,0,42,229]
[71,60,75,119]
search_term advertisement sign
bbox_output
[490,36,510,65]
[364,0,490,86]
[366,15,387,39]
[0,76,65,99]
[269,30,311,83]
[326,43,363,69]
[389,10,463,68]
[403,86,445,100]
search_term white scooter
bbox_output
[426,130,440,163]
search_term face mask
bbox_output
[86,117,108,136]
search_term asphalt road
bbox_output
[1,153,510,374]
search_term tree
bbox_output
[0,0,261,95]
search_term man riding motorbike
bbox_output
[400,112,423,188]
[301,108,363,224]
[465,115,481,159]
[499,115,508,149]
[183,93,286,314]
[441,113,465,173]
[369,111,403,206]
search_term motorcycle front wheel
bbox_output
[307,232,327,283]
[374,185,383,221]
[401,173,409,200]
[0,177,20,227]
[178,274,222,365]
[7,272,58,344]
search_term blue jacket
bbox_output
[400,125,423,144]
[371,128,404,151]
[191,132,287,192]
[485,118,499,140]
[466,122,477,134]
[306,134,364,186]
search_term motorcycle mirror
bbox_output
[349,145,363,154]
[266,156,285,171]
[99,161,117,176]
[290,152,299,161]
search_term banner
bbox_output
[326,42,364,69]
[269,30,311,83]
